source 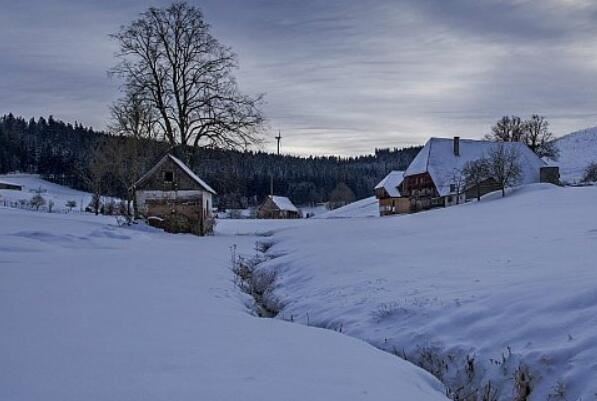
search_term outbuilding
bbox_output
[132,154,216,235]
[256,195,300,219]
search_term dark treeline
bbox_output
[0,114,421,207]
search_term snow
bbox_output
[315,196,379,218]
[0,205,446,400]
[374,170,404,197]
[553,126,597,184]
[269,195,299,212]
[259,184,597,400]
[0,174,93,212]
[406,138,546,196]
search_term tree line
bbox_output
[0,114,421,208]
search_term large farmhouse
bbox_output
[132,154,216,235]
[256,195,300,219]
[378,137,559,214]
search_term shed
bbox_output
[132,154,216,235]
[0,181,23,191]
[256,195,300,219]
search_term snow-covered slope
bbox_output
[259,184,597,401]
[0,173,93,212]
[315,196,379,218]
[0,208,447,401]
[554,127,597,183]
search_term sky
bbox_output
[2,0,597,156]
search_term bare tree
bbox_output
[582,162,597,183]
[449,168,466,204]
[486,144,522,197]
[110,2,264,160]
[486,116,525,142]
[78,140,113,215]
[523,114,559,160]
[463,158,489,201]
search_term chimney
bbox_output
[453,136,460,156]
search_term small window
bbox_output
[164,171,174,182]
[450,184,456,192]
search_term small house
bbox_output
[0,181,23,191]
[132,154,216,235]
[256,195,300,219]
[374,171,409,216]
[400,137,558,213]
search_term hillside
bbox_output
[554,126,597,183]
[0,174,94,212]
[257,184,597,400]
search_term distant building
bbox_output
[132,154,216,235]
[374,171,409,216]
[399,137,558,212]
[0,181,22,191]
[256,195,300,219]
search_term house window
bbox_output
[450,184,456,193]
[447,196,453,203]
[164,171,174,183]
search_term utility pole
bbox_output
[270,131,282,195]
[275,131,282,155]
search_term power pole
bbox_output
[275,131,282,155]
[270,132,282,195]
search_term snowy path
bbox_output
[0,208,447,401]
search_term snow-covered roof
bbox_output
[405,138,547,196]
[167,155,216,194]
[134,154,216,194]
[269,195,298,212]
[0,180,22,187]
[374,171,404,197]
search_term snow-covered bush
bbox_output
[29,194,46,210]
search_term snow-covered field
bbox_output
[0,206,447,400]
[554,127,597,184]
[258,184,597,400]
[0,174,93,212]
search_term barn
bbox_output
[132,154,216,235]
[256,195,300,219]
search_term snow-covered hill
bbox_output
[315,196,379,219]
[553,127,597,183]
[0,208,447,401]
[0,174,93,212]
[259,184,597,401]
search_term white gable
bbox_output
[270,195,298,212]
[374,171,404,197]
[405,138,547,196]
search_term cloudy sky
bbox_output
[2,0,597,155]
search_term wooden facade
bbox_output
[132,154,216,236]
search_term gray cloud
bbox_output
[2,0,597,155]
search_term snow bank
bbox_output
[315,196,379,219]
[260,185,597,400]
[0,208,447,401]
